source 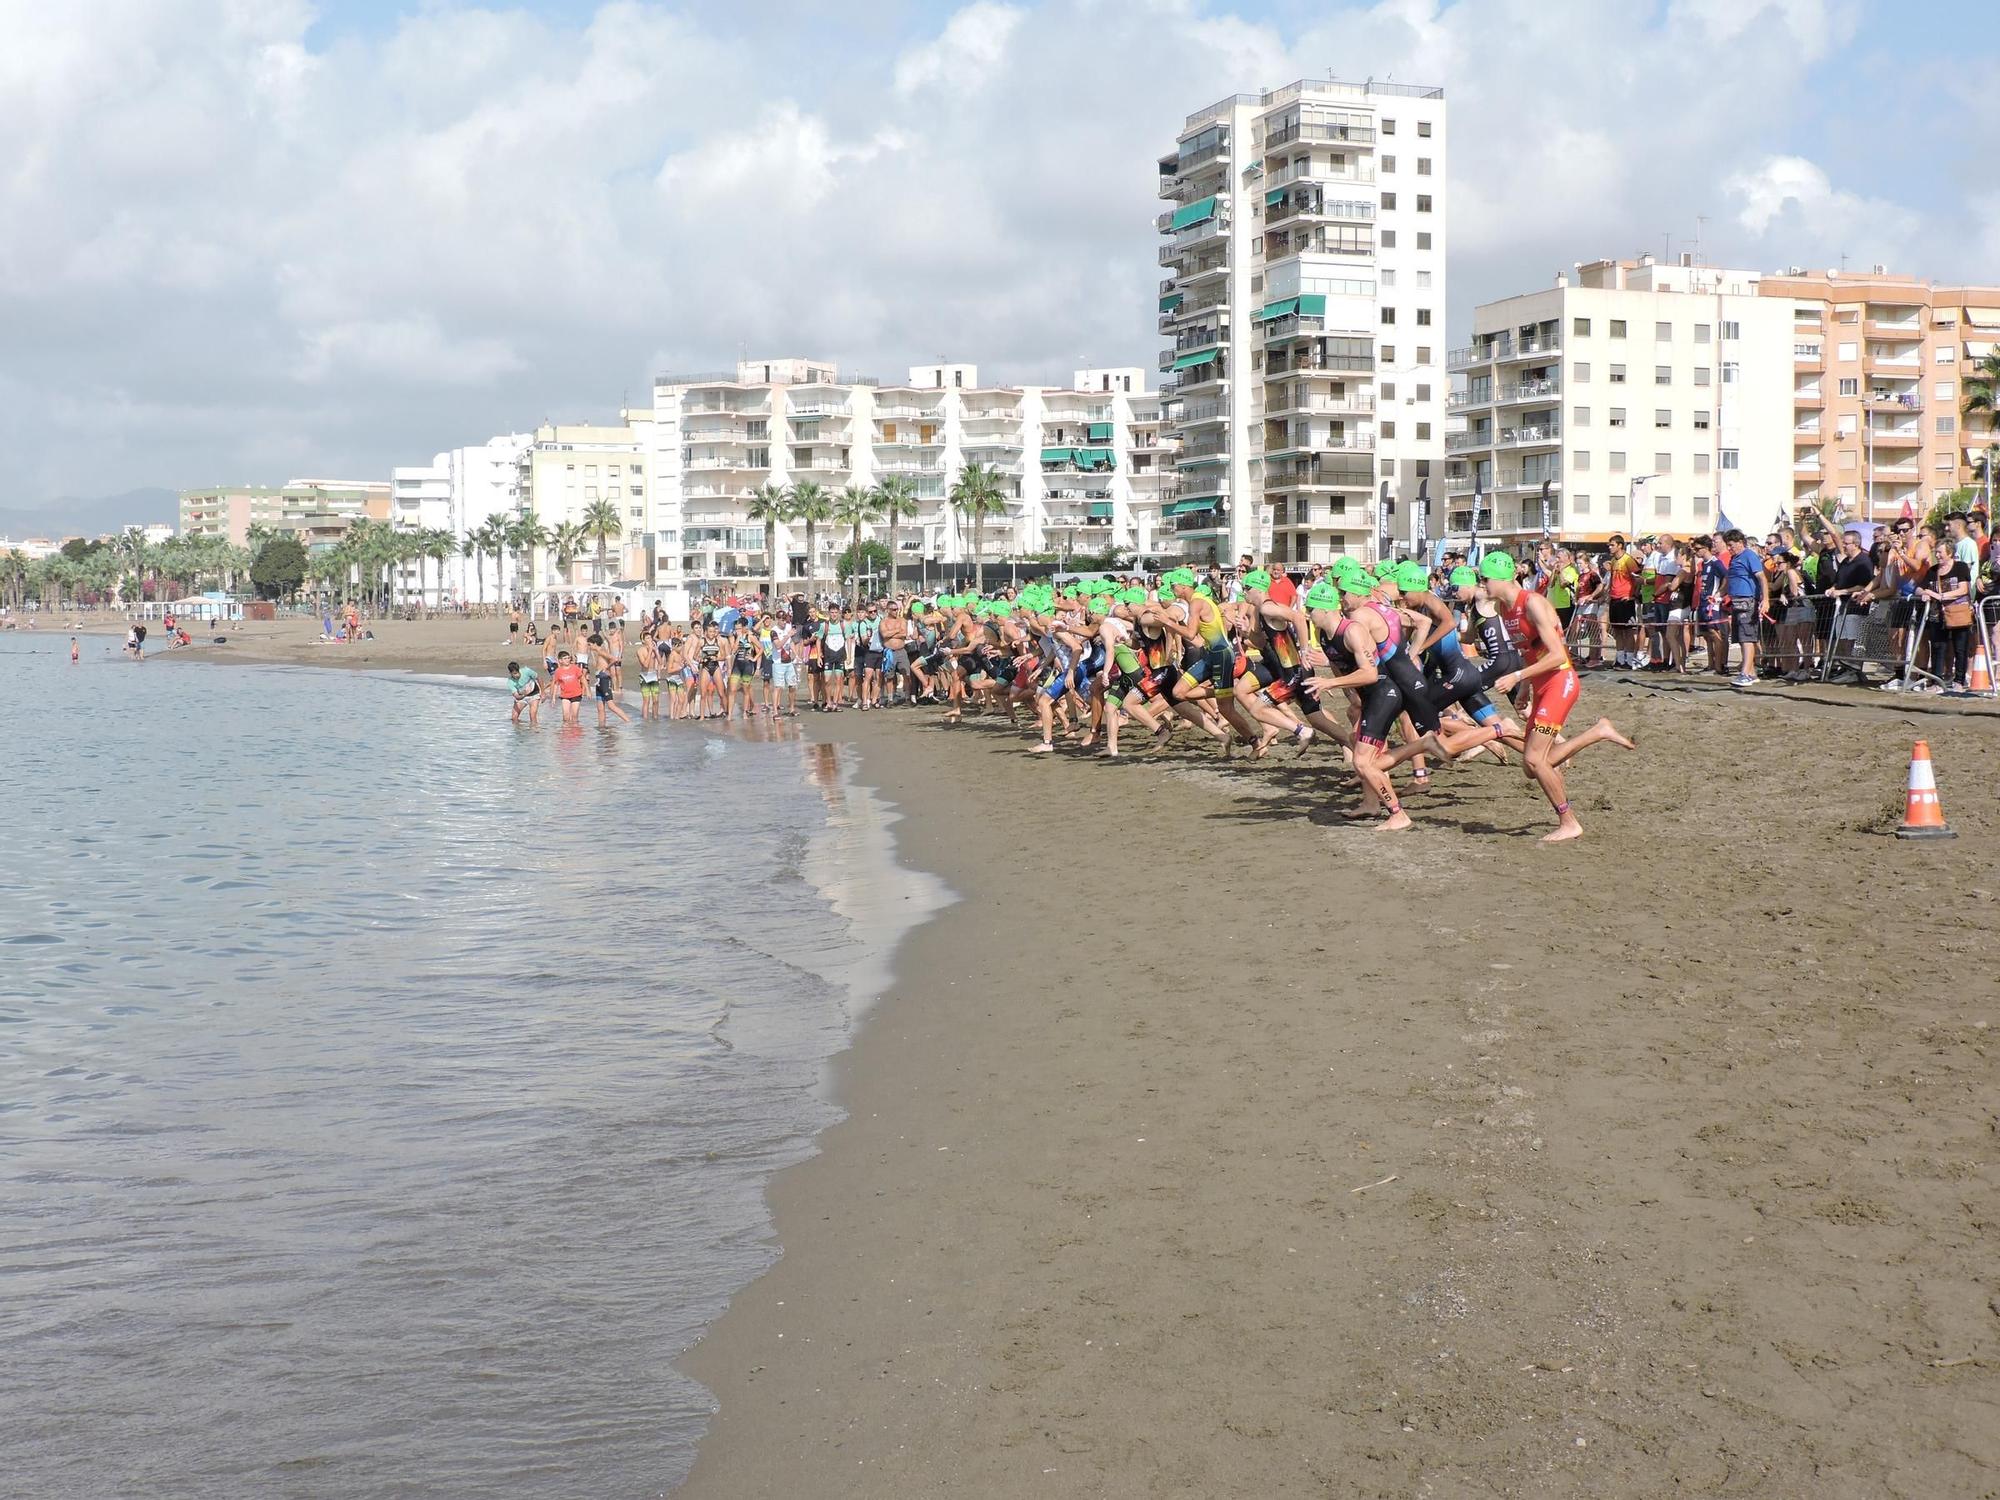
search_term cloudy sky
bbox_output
[5,0,1994,509]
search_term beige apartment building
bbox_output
[1757,269,2000,521]
[179,481,390,550]
[516,422,651,588]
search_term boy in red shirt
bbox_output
[551,649,588,727]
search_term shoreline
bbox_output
[673,698,1998,1497]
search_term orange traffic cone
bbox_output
[1896,740,1955,840]
[1968,644,1994,696]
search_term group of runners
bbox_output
[501,554,1636,844]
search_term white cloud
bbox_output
[0,0,1987,505]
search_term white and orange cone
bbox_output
[1968,644,1994,696]
[1896,740,1955,840]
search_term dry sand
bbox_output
[678,680,1999,1499]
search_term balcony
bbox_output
[788,403,850,417]
[1158,218,1230,262]
[1864,349,1921,370]
[1264,457,1374,490]
[1495,377,1561,406]
[1868,426,1923,446]
[1177,137,1231,172]
[1865,391,1924,412]
[1866,320,1924,340]
[1265,392,1374,419]
[1179,257,1229,286]
[1793,344,1823,363]
[1794,390,1823,407]
[1265,435,1374,460]
[1792,459,1822,475]
[1265,120,1377,151]
[1496,471,1561,493]
[1261,312,1328,344]
[1496,335,1561,363]
[1176,399,1229,427]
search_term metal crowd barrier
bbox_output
[1978,597,2000,697]
[1818,597,1938,690]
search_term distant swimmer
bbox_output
[70,636,79,662]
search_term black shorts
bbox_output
[595,673,613,700]
[1730,601,1760,644]
[1357,677,1405,746]
[857,648,881,671]
[1608,598,1637,626]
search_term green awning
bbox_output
[1265,188,1286,208]
[1172,348,1221,370]
[1170,195,1218,231]
[1087,422,1114,441]
[1254,297,1300,322]
[1075,447,1115,469]
[1040,447,1077,463]
[1087,502,1114,519]
[1159,293,1183,312]
[1297,293,1326,316]
[1168,497,1221,516]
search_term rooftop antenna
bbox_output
[1695,214,1708,264]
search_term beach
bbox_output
[675,682,1999,1498]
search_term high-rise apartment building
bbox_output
[649,359,1172,593]
[389,433,534,605]
[1755,269,2000,521]
[178,480,390,550]
[516,421,652,589]
[1156,78,1446,568]
[1447,257,1792,547]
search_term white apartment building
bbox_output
[1157,78,1447,569]
[649,358,1172,594]
[516,422,651,591]
[388,433,534,605]
[1446,256,1792,549]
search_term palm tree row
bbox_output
[0,532,256,611]
[738,466,1006,604]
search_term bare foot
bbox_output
[1293,724,1315,756]
[1378,808,1414,831]
[1541,816,1584,843]
[1251,730,1280,760]
[1594,716,1638,750]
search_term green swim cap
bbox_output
[1477,551,1518,582]
[1373,558,1399,579]
[1337,567,1375,596]
[1304,579,1342,611]
[1448,565,1478,590]
[1241,568,1271,594]
[1194,582,1214,600]
[1117,587,1147,605]
[1395,561,1429,592]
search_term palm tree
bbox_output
[582,499,622,588]
[873,475,916,595]
[0,549,26,612]
[508,512,549,607]
[948,461,1010,594]
[116,530,150,605]
[551,521,586,587]
[422,528,456,610]
[785,480,831,601]
[1961,350,2000,503]
[462,528,488,610]
[833,484,885,609]
[744,483,790,604]
[478,511,512,609]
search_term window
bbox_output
[1655,452,1672,472]
[1382,118,1396,135]
[1610,451,1627,472]
[1610,319,1627,338]
[1937,415,1957,434]
[1937,452,1956,470]
[1654,409,1671,428]
[1416,231,1431,250]
[1416,308,1431,326]
[1694,367,1711,386]
[1417,120,1431,137]
[1380,420,1396,439]
[1609,407,1626,427]
[1721,362,1738,384]
[1382,154,1396,172]
[1416,195,1432,212]
[1574,494,1590,514]
[1722,321,1740,340]
[1609,363,1627,384]
[1837,341,1857,361]
[1416,345,1431,363]
[1937,345,1956,363]
[1695,323,1711,343]
[1381,381,1396,401]
[1573,404,1590,426]
[1416,270,1432,288]
[1837,376,1858,396]
[1380,269,1396,287]
[1656,321,1672,340]
[1654,492,1671,516]
[1836,309,1858,323]
[1415,383,1431,400]
[1720,449,1739,470]
[1381,345,1395,362]
[609,485,622,498]
[584,485,598,499]
[1415,422,1431,439]
[1416,459,1430,477]
[1574,361,1591,382]
[1380,307,1395,325]
[1837,413,1856,436]
[628,506,642,519]
[1573,316,1591,336]
[1694,453,1711,474]
[1574,450,1591,471]
[1610,491,1626,514]
[1694,494,1712,517]
[1380,229,1396,248]
[1381,459,1395,477]
[1936,381,1955,400]
[585,464,598,476]
[1381,191,1397,210]
[1839,450,1857,469]
[1417,157,1432,175]
[1655,365,1671,385]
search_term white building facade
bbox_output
[390,432,533,605]
[648,359,1175,594]
[1446,257,1792,550]
[1158,78,1448,568]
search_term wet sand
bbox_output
[144,614,526,677]
[678,681,1999,1498]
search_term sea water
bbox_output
[0,633,942,1498]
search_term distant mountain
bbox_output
[0,488,179,540]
